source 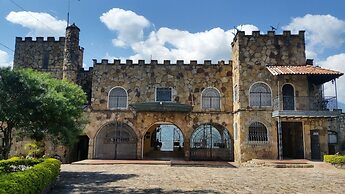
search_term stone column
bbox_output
[278,118,283,160]
[184,139,190,160]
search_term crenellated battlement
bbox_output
[92,59,231,66]
[15,36,66,43]
[234,30,305,38]
[232,30,306,66]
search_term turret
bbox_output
[63,23,83,82]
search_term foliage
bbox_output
[0,158,61,194]
[0,157,43,174]
[0,67,87,159]
[24,141,45,158]
[324,154,345,165]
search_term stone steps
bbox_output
[242,159,314,168]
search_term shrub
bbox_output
[0,157,42,174]
[24,141,45,158]
[324,154,345,165]
[0,158,61,194]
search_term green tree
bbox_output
[0,68,86,159]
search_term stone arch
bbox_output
[189,123,233,161]
[142,121,186,160]
[94,121,137,159]
[143,121,188,141]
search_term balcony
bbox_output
[272,96,341,118]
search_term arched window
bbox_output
[248,122,268,143]
[108,87,128,109]
[202,88,220,110]
[249,82,272,107]
[282,84,295,110]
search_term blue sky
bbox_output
[1,0,345,107]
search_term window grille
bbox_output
[156,87,172,102]
[249,83,271,107]
[202,88,220,110]
[109,87,127,109]
[248,122,268,143]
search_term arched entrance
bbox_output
[143,123,184,160]
[190,123,233,161]
[282,84,295,110]
[94,122,137,159]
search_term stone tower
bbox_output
[231,31,306,162]
[63,23,83,82]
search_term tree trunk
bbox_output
[2,123,13,159]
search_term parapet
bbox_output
[92,59,231,66]
[15,36,66,43]
[233,30,305,41]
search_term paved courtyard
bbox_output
[51,163,345,193]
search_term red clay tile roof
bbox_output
[266,65,343,76]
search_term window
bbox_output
[249,82,272,107]
[42,50,49,69]
[328,131,338,144]
[156,87,172,102]
[108,87,128,109]
[248,122,268,143]
[202,87,220,110]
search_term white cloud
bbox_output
[100,8,258,62]
[0,50,12,68]
[318,53,345,105]
[100,8,150,47]
[6,11,66,37]
[131,24,258,62]
[283,14,345,56]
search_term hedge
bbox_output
[324,155,345,165]
[0,157,43,174]
[0,158,61,194]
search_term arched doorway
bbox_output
[282,84,295,110]
[190,123,233,161]
[143,123,184,160]
[94,122,137,159]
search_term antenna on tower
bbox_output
[66,0,70,27]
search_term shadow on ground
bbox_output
[50,171,219,193]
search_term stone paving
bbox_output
[51,163,345,194]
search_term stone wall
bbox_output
[91,59,232,112]
[84,110,233,160]
[86,59,234,160]
[232,31,309,162]
[78,68,93,104]
[11,25,90,163]
[336,114,345,153]
[13,37,65,79]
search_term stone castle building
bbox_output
[12,24,344,163]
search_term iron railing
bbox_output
[273,96,337,111]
